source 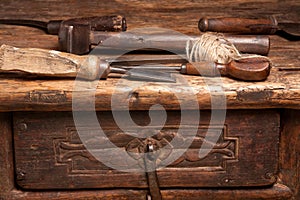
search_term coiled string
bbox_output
[186,32,270,64]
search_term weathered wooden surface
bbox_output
[0,0,299,42]
[0,113,14,193]
[1,189,148,200]
[280,109,300,200]
[0,184,292,200]
[13,110,279,189]
[0,68,298,111]
[160,184,293,200]
[0,1,299,200]
[0,0,299,111]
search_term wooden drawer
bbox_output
[13,110,279,190]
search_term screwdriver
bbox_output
[118,57,271,81]
[0,45,175,82]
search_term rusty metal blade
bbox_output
[110,67,176,82]
[278,22,300,36]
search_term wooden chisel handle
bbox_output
[198,17,278,35]
[0,45,110,80]
[182,57,271,81]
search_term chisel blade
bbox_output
[278,22,300,37]
[125,68,176,82]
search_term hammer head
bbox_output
[58,16,127,55]
[59,21,91,55]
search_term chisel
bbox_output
[118,57,271,81]
[0,45,175,82]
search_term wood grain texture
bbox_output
[0,0,299,43]
[0,45,104,80]
[13,110,279,189]
[0,0,299,199]
[0,184,292,200]
[0,68,298,111]
[280,109,300,200]
[1,189,148,200]
[0,0,298,111]
[160,184,292,200]
[0,113,14,193]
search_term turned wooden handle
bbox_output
[0,45,109,80]
[225,57,271,81]
[198,17,278,35]
[184,62,220,76]
[184,57,270,81]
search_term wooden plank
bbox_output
[161,184,292,200]
[0,113,14,194]
[0,0,297,199]
[0,68,298,111]
[0,1,298,111]
[13,110,279,189]
[4,189,148,200]
[1,184,292,200]
[0,0,299,45]
[279,109,300,200]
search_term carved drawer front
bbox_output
[13,110,279,190]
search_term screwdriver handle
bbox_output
[198,17,278,35]
[183,57,270,81]
[0,45,109,80]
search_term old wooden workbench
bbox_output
[0,1,299,199]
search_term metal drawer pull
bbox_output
[145,142,162,200]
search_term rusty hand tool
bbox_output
[118,57,271,81]
[0,45,175,82]
[0,15,126,34]
[198,16,300,40]
[91,31,270,56]
[0,15,127,55]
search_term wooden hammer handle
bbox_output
[198,17,278,35]
[0,45,108,80]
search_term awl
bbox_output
[0,45,175,82]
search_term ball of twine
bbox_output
[186,32,243,64]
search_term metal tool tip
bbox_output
[127,69,176,83]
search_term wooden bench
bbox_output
[0,1,299,199]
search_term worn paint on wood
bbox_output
[0,184,292,200]
[0,113,14,193]
[0,1,298,112]
[13,110,279,189]
[280,109,300,200]
[0,0,299,199]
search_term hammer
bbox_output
[0,15,127,55]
